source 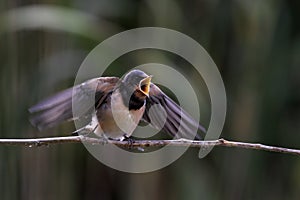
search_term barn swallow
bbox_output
[29,70,206,140]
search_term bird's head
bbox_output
[119,70,152,110]
[122,70,152,97]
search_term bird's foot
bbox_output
[121,135,144,151]
[122,134,135,149]
[97,133,109,145]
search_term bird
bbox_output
[29,69,206,141]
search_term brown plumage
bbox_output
[29,70,206,140]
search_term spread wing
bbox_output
[29,77,119,130]
[142,83,206,140]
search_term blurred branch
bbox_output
[0,136,299,156]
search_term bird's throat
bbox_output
[119,86,146,110]
[128,91,146,110]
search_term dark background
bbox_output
[1,0,300,199]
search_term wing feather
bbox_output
[143,84,206,140]
[29,77,119,130]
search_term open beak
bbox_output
[139,75,152,97]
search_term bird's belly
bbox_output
[95,92,145,140]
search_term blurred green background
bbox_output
[1,0,300,199]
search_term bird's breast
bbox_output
[95,90,145,139]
